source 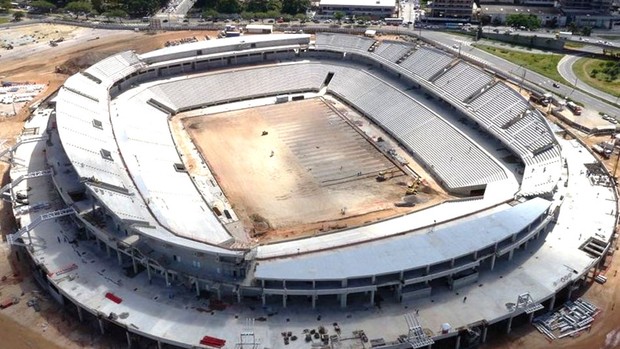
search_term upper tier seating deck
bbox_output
[399,47,455,80]
[433,61,493,101]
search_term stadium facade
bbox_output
[2,33,617,348]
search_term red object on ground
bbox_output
[0,298,16,309]
[105,292,123,304]
[200,336,226,348]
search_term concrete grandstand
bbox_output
[1,32,617,349]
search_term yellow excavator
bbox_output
[405,179,421,195]
[376,170,394,182]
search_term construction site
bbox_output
[177,98,445,241]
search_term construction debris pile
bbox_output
[533,298,599,341]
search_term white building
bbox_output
[318,0,396,18]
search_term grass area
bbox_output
[597,35,620,41]
[472,44,568,84]
[564,42,585,49]
[573,57,620,98]
[0,17,9,24]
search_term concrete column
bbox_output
[396,284,403,301]
[371,275,376,284]
[312,294,317,309]
[98,318,105,335]
[237,288,242,303]
[126,331,132,349]
[116,249,122,266]
[508,249,514,261]
[282,294,287,308]
[262,294,266,306]
[473,251,478,260]
[548,295,556,311]
[216,287,221,300]
[341,279,348,287]
[146,263,152,282]
[157,340,163,349]
[450,258,455,267]
[76,305,83,322]
[455,334,461,349]
[506,316,513,334]
[164,271,170,287]
[481,326,488,343]
[370,290,375,305]
[529,312,535,323]
[195,279,200,297]
[340,293,348,308]
[524,240,529,249]
[132,252,138,274]
[567,283,574,300]
[490,254,496,271]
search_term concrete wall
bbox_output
[480,32,565,50]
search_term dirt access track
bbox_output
[0,23,619,349]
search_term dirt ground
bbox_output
[181,98,429,241]
[0,24,619,349]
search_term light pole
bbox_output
[569,76,577,97]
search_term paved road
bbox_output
[557,51,619,106]
[421,30,620,117]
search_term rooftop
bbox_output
[319,0,397,8]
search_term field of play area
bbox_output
[182,98,434,239]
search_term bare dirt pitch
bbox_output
[182,98,429,240]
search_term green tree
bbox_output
[245,0,267,13]
[125,0,163,17]
[479,14,491,26]
[0,0,11,12]
[294,13,307,22]
[333,10,343,23]
[254,11,266,22]
[202,8,219,19]
[240,11,254,19]
[265,9,279,19]
[505,13,540,30]
[216,0,240,14]
[281,0,309,15]
[65,1,92,18]
[104,8,127,22]
[13,11,24,21]
[30,0,57,13]
[91,0,102,12]
[581,26,592,37]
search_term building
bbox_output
[560,0,614,28]
[318,0,396,18]
[478,4,566,27]
[428,0,475,19]
[560,0,613,11]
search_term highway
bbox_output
[420,30,620,117]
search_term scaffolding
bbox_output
[235,318,261,349]
[404,313,434,348]
[7,207,76,246]
[1,169,53,202]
